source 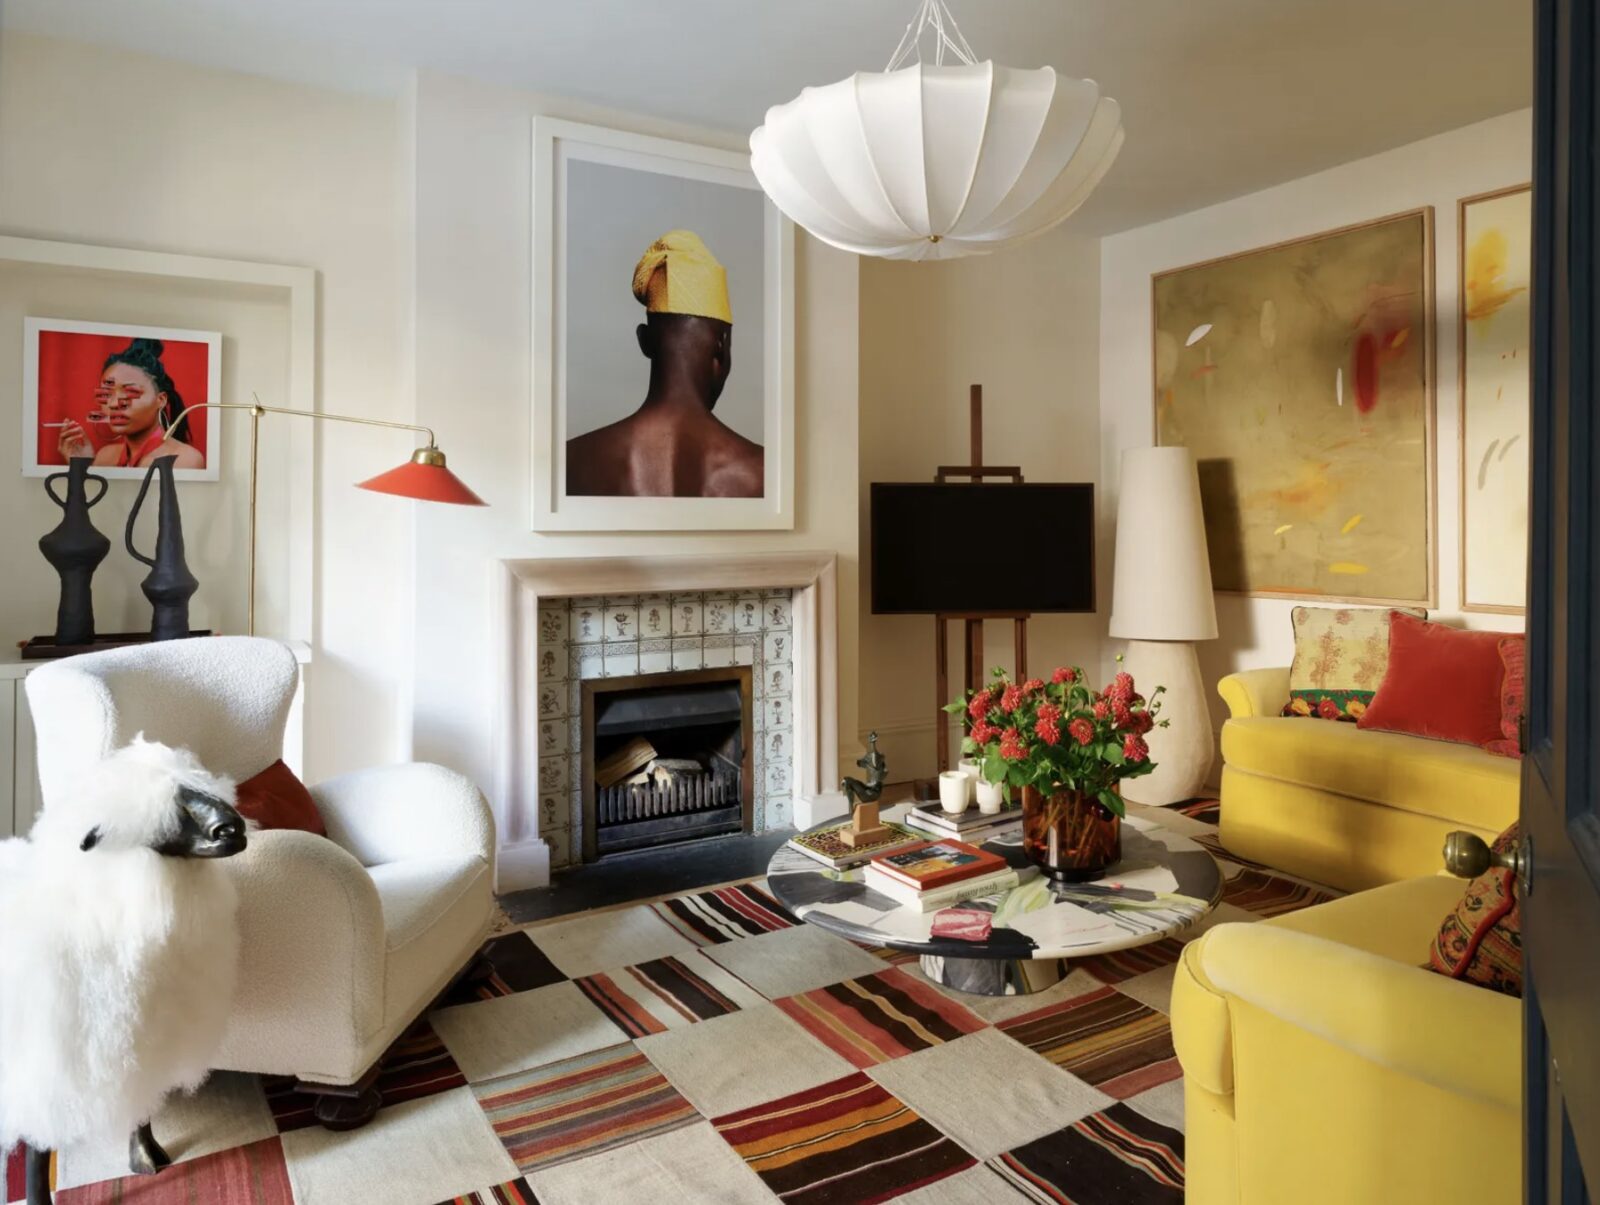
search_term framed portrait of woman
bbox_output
[531,118,794,531]
[22,317,222,481]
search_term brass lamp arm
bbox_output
[163,399,438,449]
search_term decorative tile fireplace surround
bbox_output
[492,553,839,892]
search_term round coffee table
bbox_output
[765,808,1222,996]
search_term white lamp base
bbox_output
[1118,639,1213,806]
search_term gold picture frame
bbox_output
[1457,183,1532,616]
[1151,207,1437,607]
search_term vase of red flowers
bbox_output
[946,662,1165,882]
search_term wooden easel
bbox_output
[933,385,1029,773]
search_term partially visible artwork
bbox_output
[1459,185,1532,614]
[22,318,221,480]
[532,118,794,532]
[1153,210,1435,604]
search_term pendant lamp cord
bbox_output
[885,0,978,70]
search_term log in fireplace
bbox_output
[579,666,754,861]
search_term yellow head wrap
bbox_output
[632,230,732,324]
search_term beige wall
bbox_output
[404,71,860,825]
[0,32,406,780]
[857,230,1102,781]
[1099,109,1533,783]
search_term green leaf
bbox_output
[1104,744,1125,766]
[1097,789,1126,819]
[961,737,977,756]
[942,701,966,714]
[983,753,1007,784]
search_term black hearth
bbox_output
[579,666,754,861]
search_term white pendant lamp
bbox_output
[750,0,1123,261]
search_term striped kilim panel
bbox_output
[574,952,763,1037]
[862,943,921,968]
[433,1178,540,1204]
[713,1071,975,1204]
[1190,832,1274,873]
[263,1020,466,1132]
[472,1042,697,1173]
[1074,937,1187,985]
[774,967,988,1069]
[1173,800,1221,826]
[989,1103,1184,1204]
[1222,867,1337,917]
[998,985,1180,1099]
[650,884,798,946]
[440,933,570,1005]
[55,1136,294,1205]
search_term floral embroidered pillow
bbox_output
[1281,605,1427,722]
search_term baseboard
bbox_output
[495,838,551,893]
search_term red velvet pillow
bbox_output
[1484,635,1525,758]
[1356,613,1510,747]
[235,759,326,836]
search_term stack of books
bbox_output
[864,840,1019,913]
[901,798,1023,847]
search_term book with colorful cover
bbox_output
[786,821,921,870]
[863,866,1020,912]
[868,839,1006,890]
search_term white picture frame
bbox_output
[531,117,795,531]
[22,316,223,481]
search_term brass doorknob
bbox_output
[1442,830,1532,895]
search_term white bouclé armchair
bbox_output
[24,636,496,1128]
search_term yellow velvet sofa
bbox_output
[1174,875,1521,1205]
[1217,667,1520,892]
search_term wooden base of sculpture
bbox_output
[838,802,892,848]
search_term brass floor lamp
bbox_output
[164,397,485,635]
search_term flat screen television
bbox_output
[870,482,1095,614]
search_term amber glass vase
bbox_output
[1020,785,1122,881]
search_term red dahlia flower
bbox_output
[1001,685,1024,713]
[968,689,993,721]
[1034,716,1061,744]
[1093,700,1111,720]
[1022,678,1045,694]
[1068,717,1094,746]
[1123,734,1149,763]
[999,727,1027,761]
[1052,667,1076,684]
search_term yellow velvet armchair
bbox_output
[1173,875,1521,1204]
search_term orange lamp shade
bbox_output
[357,447,486,506]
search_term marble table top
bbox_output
[764,807,1223,963]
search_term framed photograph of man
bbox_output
[22,317,221,480]
[532,118,794,531]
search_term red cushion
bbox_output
[235,759,326,836]
[1356,613,1510,747]
[1484,635,1526,759]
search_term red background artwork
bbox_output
[33,329,211,467]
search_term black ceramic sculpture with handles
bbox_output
[125,454,199,641]
[37,458,111,647]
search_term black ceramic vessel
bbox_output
[126,455,199,642]
[38,457,111,647]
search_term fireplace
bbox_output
[579,667,754,861]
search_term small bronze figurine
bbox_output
[841,731,887,808]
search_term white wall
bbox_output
[858,231,1102,780]
[404,71,861,815]
[1099,109,1532,778]
[0,32,407,780]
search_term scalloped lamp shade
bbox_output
[750,62,1122,261]
[357,451,485,506]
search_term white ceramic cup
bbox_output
[938,771,970,815]
[956,759,981,804]
[975,778,1006,815]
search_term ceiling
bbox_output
[0,0,1533,233]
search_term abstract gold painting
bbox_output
[1153,210,1435,604]
[1459,186,1531,613]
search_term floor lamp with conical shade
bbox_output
[1109,446,1218,805]
[165,399,485,635]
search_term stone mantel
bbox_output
[491,551,839,892]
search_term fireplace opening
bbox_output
[580,667,754,861]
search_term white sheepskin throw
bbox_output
[0,738,241,1155]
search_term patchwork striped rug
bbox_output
[19,799,1349,1205]
[714,1072,976,1204]
[774,968,987,1068]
